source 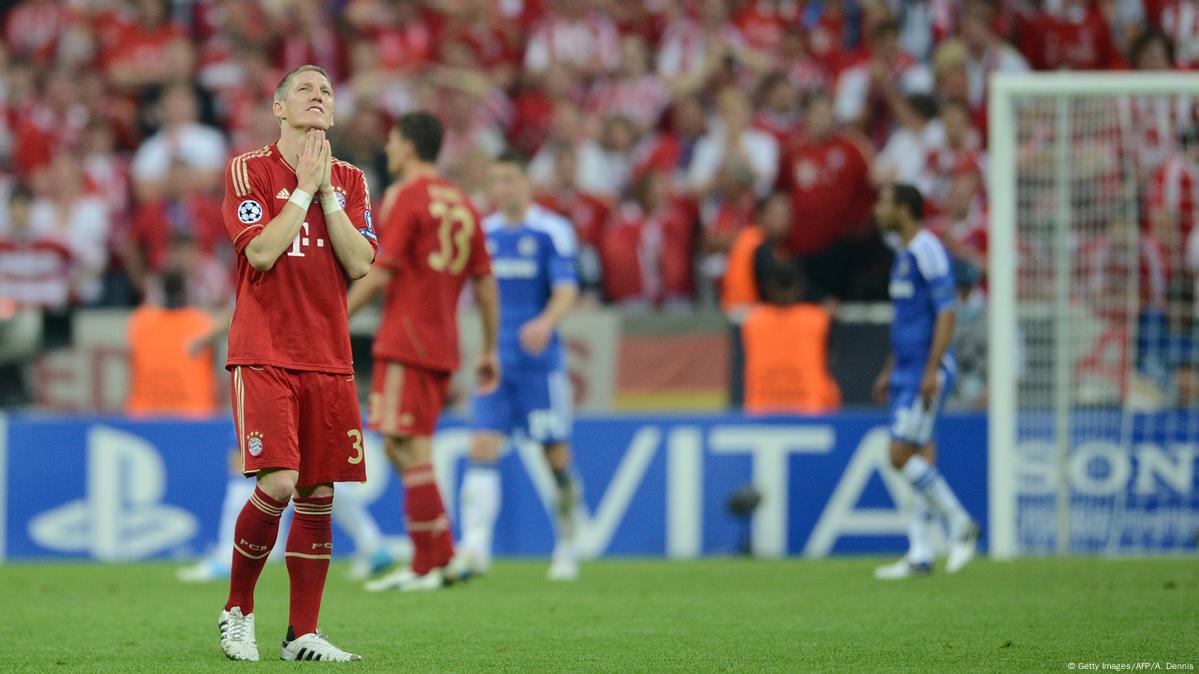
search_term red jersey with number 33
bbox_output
[222,143,379,375]
[373,175,490,373]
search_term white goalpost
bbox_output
[988,73,1199,558]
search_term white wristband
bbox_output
[320,191,343,215]
[288,188,313,211]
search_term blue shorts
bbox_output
[889,369,955,447]
[471,367,573,444]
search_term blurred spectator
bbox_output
[1023,0,1126,70]
[918,99,982,213]
[834,19,933,145]
[4,0,73,66]
[927,164,988,271]
[804,0,850,74]
[0,181,71,308]
[657,0,769,95]
[131,83,227,198]
[577,113,639,197]
[330,105,388,199]
[587,34,670,134]
[81,119,131,228]
[511,64,576,157]
[778,92,874,297]
[345,0,435,75]
[949,258,986,409]
[601,169,693,308]
[733,0,795,54]
[753,72,802,145]
[528,98,585,189]
[1160,1,1199,67]
[435,82,507,181]
[433,0,520,88]
[524,0,620,78]
[752,192,807,306]
[958,4,1028,114]
[11,66,86,177]
[689,87,778,199]
[0,185,70,404]
[776,29,828,99]
[124,159,225,301]
[125,267,217,417]
[535,145,608,298]
[104,0,195,94]
[720,217,767,318]
[269,0,344,82]
[741,284,840,414]
[637,94,709,192]
[897,0,957,62]
[29,151,109,304]
[1147,125,1199,251]
[873,93,941,187]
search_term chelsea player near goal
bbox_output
[872,183,980,580]
[457,151,583,581]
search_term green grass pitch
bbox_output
[0,558,1194,672]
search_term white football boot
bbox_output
[873,558,933,580]
[280,630,362,662]
[946,521,981,574]
[454,540,492,577]
[179,558,230,583]
[364,566,444,592]
[218,607,260,661]
[547,542,579,581]
[548,476,581,581]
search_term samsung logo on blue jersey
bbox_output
[492,258,540,278]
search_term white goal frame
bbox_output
[987,72,1199,559]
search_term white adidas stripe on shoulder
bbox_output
[910,230,950,280]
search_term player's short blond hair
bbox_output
[274,64,331,102]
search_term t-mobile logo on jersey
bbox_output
[287,222,325,257]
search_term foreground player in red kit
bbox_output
[218,64,377,663]
[346,111,500,592]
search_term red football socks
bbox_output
[403,464,455,575]
[285,494,334,637]
[226,486,287,614]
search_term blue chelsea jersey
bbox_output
[483,205,579,371]
[889,229,958,388]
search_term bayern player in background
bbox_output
[345,111,500,593]
[217,64,376,662]
[458,151,582,581]
[871,183,980,580]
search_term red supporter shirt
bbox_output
[1029,3,1125,70]
[131,194,224,271]
[223,144,378,375]
[778,134,873,255]
[536,190,611,249]
[373,175,491,373]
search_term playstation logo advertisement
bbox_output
[28,425,198,561]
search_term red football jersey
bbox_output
[222,143,378,375]
[373,175,491,373]
[778,134,873,255]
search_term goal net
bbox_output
[988,73,1199,557]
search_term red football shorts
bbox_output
[230,365,367,488]
[368,360,451,437]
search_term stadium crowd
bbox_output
[1,0,1198,407]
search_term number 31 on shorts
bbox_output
[346,429,364,464]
